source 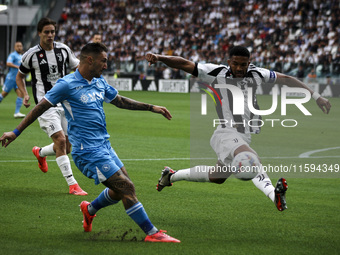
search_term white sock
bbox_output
[170,166,210,183]
[56,155,77,186]
[40,143,55,157]
[252,166,275,202]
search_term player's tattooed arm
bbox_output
[16,99,52,133]
[111,95,172,120]
[111,95,153,110]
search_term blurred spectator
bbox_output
[171,68,184,79]
[91,33,102,43]
[139,72,146,80]
[59,10,67,25]
[296,65,305,81]
[154,67,163,80]
[163,67,172,79]
[325,75,335,86]
[306,68,317,83]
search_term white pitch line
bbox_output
[299,147,340,158]
[0,155,339,163]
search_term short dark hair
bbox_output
[37,17,57,32]
[229,46,250,58]
[80,43,108,60]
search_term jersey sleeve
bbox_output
[195,63,228,84]
[255,67,277,83]
[6,53,14,64]
[103,79,118,103]
[64,44,79,69]
[19,51,31,74]
[44,79,69,106]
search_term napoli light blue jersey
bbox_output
[44,69,118,150]
[6,51,22,80]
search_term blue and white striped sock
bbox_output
[88,188,119,215]
[0,94,3,103]
[126,202,158,235]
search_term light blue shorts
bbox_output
[3,78,17,93]
[72,140,124,185]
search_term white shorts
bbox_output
[210,127,251,166]
[37,106,68,137]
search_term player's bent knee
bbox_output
[54,138,67,153]
[66,145,72,154]
[52,132,67,146]
[209,166,231,184]
[105,171,136,197]
[65,138,72,154]
[118,179,138,208]
[210,177,227,184]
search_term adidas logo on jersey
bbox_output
[39,59,47,65]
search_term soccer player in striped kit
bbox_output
[146,46,331,212]
[16,18,87,195]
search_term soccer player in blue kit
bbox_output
[0,42,26,118]
[0,43,180,243]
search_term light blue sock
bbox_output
[88,188,119,215]
[15,97,23,114]
[0,94,3,103]
[126,202,158,235]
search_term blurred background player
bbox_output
[16,17,87,196]
[0,42,25,118]
[146,46,331,212]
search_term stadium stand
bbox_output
[56,0,340,79]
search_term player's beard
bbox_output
[92,69,102,78]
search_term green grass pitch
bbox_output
[0,89,339,255]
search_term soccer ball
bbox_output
[231,151,261,181]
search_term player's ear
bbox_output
[87,55,93,64]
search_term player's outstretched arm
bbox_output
[110,95,172,120]
[145,53,195,75]
[276,72,331,114]
[6,62,19,69]
[0,99,52,147]
[16,72,31,108]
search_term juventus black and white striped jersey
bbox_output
[193,62,277,135]
[19,42,79,104]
